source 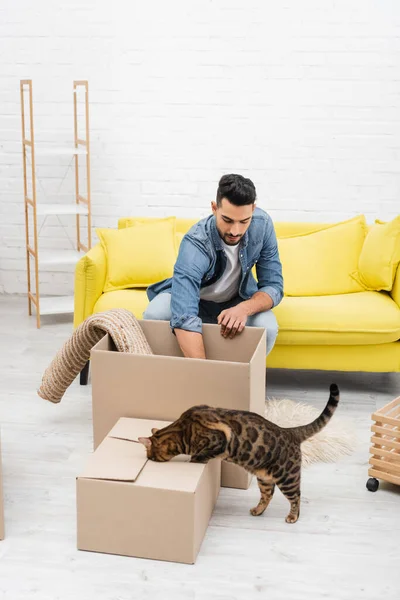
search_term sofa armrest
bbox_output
[74,243,107,328]
[391,264,400,309]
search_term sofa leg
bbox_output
[80,361,90,385]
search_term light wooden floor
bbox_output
[0,296,399,600]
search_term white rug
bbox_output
[264,398,358,467]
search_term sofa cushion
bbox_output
[176,231,184,251]
[277,215,367,296]
[267,342,400,372]
[275,222,336,238]
[93,289,400,348]
[94,289,149,319]
[351,215,400,292]
[118,215,176,230]
[117,215,181,254]
[272,291,400,345]
[96,218,176,292]
[175,218,198,234]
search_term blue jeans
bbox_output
[143,293,278,356]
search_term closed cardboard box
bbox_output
[90,320,266,490]
[0,434,4,540]
[77,417,221,564]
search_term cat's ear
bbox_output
[151,428,159,435]
[138,437,152,449]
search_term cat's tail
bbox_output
[291,384,340,444]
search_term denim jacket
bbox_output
[147,207,284,334]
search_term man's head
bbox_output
[212,174,256,246]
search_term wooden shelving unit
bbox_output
[20,80,92,328]
[367,395,400,491]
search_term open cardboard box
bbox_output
[0,433,4,540]
[90,320,266,490]
[77,417,221,564]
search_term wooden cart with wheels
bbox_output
[367,396,400,492]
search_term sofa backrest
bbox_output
[118,216,348,238]
[116,215,398,303]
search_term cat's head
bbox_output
[138,427,182,462]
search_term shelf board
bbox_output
[39,295,74,316]
[36,203,89,216]
[38,249,85,267]
[31,147,88,157]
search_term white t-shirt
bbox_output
[200,241,242,303]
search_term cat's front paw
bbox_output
[285,514,299,524]
[250,505,265,517]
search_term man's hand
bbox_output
[217,304,249,339]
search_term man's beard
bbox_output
[224,234,242,245]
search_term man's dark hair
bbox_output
[216,174,257,207]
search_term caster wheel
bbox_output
[366,477,379,492]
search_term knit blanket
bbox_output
[38,309,153,404]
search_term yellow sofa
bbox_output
[74,217,400,373]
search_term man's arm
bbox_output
[175,330,206,359]
[170,237,210,358]
[241,290,273,314]
[255,216,284,306]
[218,217,283,338]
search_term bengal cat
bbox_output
[139,383,340,523]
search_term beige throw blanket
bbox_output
[38,309,153,404]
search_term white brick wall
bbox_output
[1,0,400,295]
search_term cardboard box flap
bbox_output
[108,417,172,443]
[137,459,207,493]
[79,437,147,482]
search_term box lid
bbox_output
[79,417,171,482]
[108,417,171,442]
[79,437,147,482]
[79,417,209,492]
[138,459,206,493]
